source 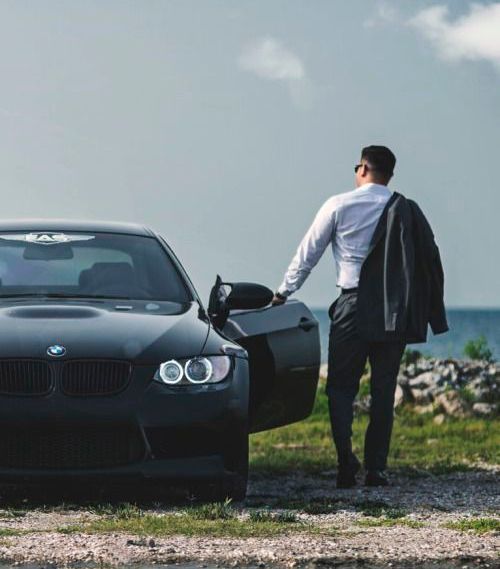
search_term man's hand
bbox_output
[271,293,287,306]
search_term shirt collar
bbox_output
[357,182,390,192]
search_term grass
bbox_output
[248,497,343,514]
[87,502,144,517]
[54,503,427,538]
[301,500,340,515]
[353,500,406,519]
[250,379,500,474]
[57,500,307,538]
[186,500,234,520]
[444,518,500,534]
[356,518,425,529]
[58,515,304,538]
[248,509,298,523]
[0,528,23,537]
[0,510,27,519]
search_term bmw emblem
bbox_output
[47,345,66,357]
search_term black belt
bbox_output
[340,287,358,294]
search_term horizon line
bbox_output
[308,305,500,311]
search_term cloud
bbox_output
[409,3,500,67]
[363,1,399,28]
[238,37,313,109]
[238,37,305,81]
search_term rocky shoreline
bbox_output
[320,356,499,419]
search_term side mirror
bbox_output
[208,276,273,329]
[226,282,273,310]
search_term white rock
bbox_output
[409,372,435,389]
[472,402,497,416]
[435,391,469,418]
[433,413,445,425]
[410,388,432,404]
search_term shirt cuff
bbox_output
[276,286,292,298]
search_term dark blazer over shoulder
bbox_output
[356,191,449,343]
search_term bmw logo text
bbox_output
[47,345,66,357]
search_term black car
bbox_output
[0,220,320,500]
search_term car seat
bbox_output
[78,262,138,297]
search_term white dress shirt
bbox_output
[277,183,392,296]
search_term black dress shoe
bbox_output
[336,456,361,489]
[365,470,389,487]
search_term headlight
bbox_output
[154,355,232,386]
[159,360,184,384]
[185,357,212,383]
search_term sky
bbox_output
[0,0,499,309]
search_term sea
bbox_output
[310,308,500,363]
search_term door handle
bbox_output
[298,317,317,332]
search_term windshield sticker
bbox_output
[0,233,95,245]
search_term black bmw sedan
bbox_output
[0,220,320,500]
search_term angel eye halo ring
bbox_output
[185,357,213,383]
[155,355,232,386]
[158,360,184,384]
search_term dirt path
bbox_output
[0,468,497,568]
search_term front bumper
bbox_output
[0,358,249,481]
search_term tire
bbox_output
[190,428,249,503]
[221,425,249,502]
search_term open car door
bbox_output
[221,299,321,433]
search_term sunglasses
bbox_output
[354,163,370,173]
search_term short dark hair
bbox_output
[361,145,396,183]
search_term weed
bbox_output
[356,518,424,529]
[186,499,236,521]
[444,518,500,534]
[353,500,406,519]
[249,509,298,523]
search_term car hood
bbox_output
[0,300,210,364]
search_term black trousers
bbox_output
[326,291,406,471]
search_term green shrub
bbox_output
[463,335,494,362]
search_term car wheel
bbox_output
[190,428,249,503]
[221,425,249,502]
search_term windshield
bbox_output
[0,231,191,302]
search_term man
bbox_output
[272,145,448,488]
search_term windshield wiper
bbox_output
[0,293,132,300]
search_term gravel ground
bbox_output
[0,468,497,568]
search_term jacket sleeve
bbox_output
[276,197,336,297]
[410,200,449,335]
